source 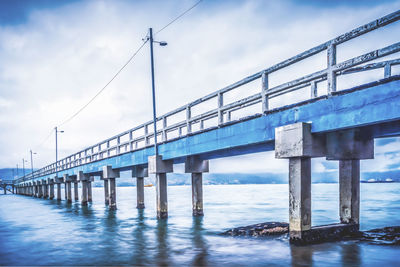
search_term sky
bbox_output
[0,0,399,176]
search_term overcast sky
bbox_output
[0,0,399,175]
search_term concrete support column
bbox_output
[136,177,145,209]
[327,128,373,230]
[289,157,311,239]
[64,183,67,200]
[191,173,204,216]
[156,173,168,219]
[87,178,93,203]
[185,156,209,216]
[103,179,109,205]
[43,182,49,199]
[49,181,55,200]
[109,178,117,210]
[131,166,148,209]
[56,182,62,201]
[77,171,89,206]
[339,160,360,225]
[74,182,79,201]
[67,182,72,203]
[38,182,43,198]
[103,166,120,210]
[81,181,88,206]
[275,123,325,242]
[149,156,173,219]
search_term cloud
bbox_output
[0,0,399,174]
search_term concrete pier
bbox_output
[149,156,173,219]
[103,166,119,210]
[132,166,148,209]
[56,178,62,201]
[102,178,109,205]
[339,160,360,224]
[64,182,67,200]
[185,156,209,216]
[43,180,49,199]
[326,128,373,228]
[64,175,72,203]
[38,181,43,198]
[288,157,311,239]
[49,179,55,200]
[275,123,374,244]
[78,171,89,206]
[74,181,79,201]
[87,177,93,202]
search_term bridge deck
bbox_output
[18,76,400,181]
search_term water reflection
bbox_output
[156,219,171,266]
[131,209,149,265]
[290,244,314,267]
[191,216,208,266]
[340,242,361,267]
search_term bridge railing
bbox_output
[16,10,400,184]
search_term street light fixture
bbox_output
[146,28,167,156]
[55,127,64,177]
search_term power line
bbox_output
[57,39,148,127]
[155,0,203,35]
[27,0,203,163]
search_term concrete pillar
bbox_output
[67,182,72,203]
[78,171,89,206]
[131,166,148,209]
[327,128,373,230]
[185,156,209,216]
[109,178,116,209]
[87,178,93,202]
[3,186,6,195]
[275,123,324,242]
[38,182,43,198]
[12,186,14,194]
[136,177,145,209]
[64,182,67,200]
[149,156,173,219]
[289,157,311,239]
[57,182,62,200]
[49,180,55,200]
[339,160,360,225]
[103,166,120,210]
[74,182,79,201]
[63,174,72,203]
[43,181,49,199]
[156,173,168,218]
[103,179,109,205]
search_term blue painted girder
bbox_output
[25,77,400,183]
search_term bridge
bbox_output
[0,179,15,194]
[13,10,400,244]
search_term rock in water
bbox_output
[222,222,289,237]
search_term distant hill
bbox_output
[2,168,399,186]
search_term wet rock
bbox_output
[361,226,400,245]
[222,222,289,237]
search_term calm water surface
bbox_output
[0,183,399,266]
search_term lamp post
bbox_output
[16,164,19,177]
[30,149,37,177]
[147,28,167,156]
[55,127,64,177]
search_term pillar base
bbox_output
[137,203,145,209]
[192,209,204,217]
[290,223,359,245]
[157,211,168,219]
